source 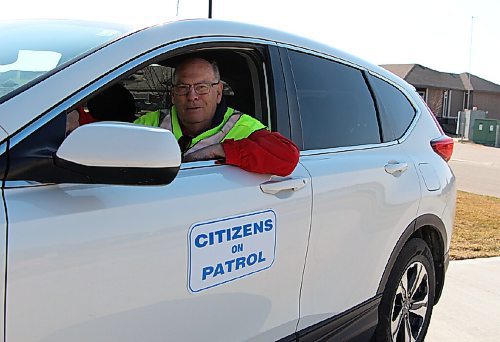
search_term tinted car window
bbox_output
[368,74,416,140]
[288,50,380,150]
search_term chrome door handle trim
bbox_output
[260,177,308,195]
[384,162,408,177]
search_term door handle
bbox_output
[384,162,408,177]
[260,177,308,195]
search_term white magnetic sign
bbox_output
[188,210,276,293]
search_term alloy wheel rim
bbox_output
[390,261,429,342]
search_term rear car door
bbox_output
[281,49,422,335]
[1,40,312,342]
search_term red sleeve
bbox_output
[221,129,300,176]
[78,106,97,125]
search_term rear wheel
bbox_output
[375,238,436,342]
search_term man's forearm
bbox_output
[222,130,299,176]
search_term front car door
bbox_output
[0,135,8,342]
[0,37,312,341]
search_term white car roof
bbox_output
[0,18,409,136]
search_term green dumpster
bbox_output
[472,119,498,146]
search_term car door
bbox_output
[0,136,8,342]
[1,42,312,342]
[280,48,422,333]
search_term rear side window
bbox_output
[288,50,380,150]
[368,75,416,140]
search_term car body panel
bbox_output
[0,144,6,341]
[398,96,456,252]
[297,142,421,330]
[0,18,456,342]
[0,127,8,143]
[5,163,312,342]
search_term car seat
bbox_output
[87,83,137,122]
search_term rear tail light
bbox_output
[431,136,454,162]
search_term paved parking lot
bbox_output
[426,140,500,341]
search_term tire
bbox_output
[375,238,436,342]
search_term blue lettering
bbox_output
[235,257,246,270]
[232,243,244,254]
[243,224,252,237]
[258,250,266,262]
[214,229,225,244]
[200,250,269,282]
[232,226,242,239]
[247,253,257,266]
[225,259,235,272]
[195,234,208,248]
[202,266,214,280]
[264,219,273,231]
[253,221,264,234]
[213,263,225,277]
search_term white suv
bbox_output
[0,19,456,342]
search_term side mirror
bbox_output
[55,122,181,185]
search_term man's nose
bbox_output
[186,86,199,100]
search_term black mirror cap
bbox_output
[53,156,180,186]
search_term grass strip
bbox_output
[450,190,500,260]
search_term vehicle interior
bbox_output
[67,46,271,134]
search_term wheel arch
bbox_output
[377,214,448,304]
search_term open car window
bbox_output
[66,46,271,135]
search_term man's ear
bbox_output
[216,82,223,104]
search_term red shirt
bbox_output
[222,129,300,176]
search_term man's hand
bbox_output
[183,143,226,162]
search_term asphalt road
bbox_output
[425,140,500,341]
[448,140,500,198]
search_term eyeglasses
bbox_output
[172,82,219,96]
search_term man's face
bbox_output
[172,58,223,134]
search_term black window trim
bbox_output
[280,45,398,154]
[366,70,422,143]
[276,42,423,147]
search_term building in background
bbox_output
[381,64,500,134]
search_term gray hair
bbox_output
[173,57,220,84]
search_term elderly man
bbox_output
[135,57,299,176]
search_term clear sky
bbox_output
[3,0,500,85]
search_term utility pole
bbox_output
[209,0,213,18]
[467,16,476,110]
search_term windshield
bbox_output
[0,19,133,100]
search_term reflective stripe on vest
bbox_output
[136,106,265,154]
[163,106,264,154]
[186,113,242,153]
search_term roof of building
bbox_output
[459,73,500,92]
[381,64,500,93]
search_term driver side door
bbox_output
[1,43,312,342]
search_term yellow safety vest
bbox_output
[134,106,265,154]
